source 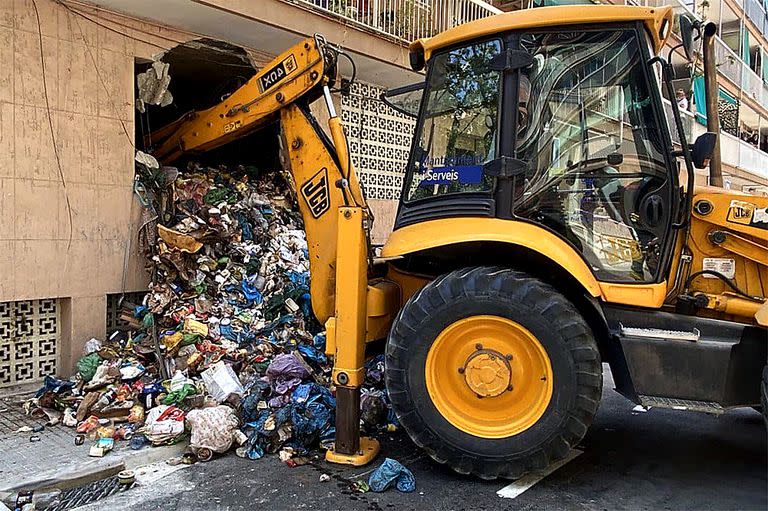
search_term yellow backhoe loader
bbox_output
[147,5,768,479]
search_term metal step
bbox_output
[620,323,700,342]
[638,395,724,414]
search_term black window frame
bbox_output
[395,36,506,228]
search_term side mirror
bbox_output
[691,132,717,169]
[678,15,696,61]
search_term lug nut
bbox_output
[458,367,465,374]
[475,343,483,350]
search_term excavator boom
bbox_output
[151,36,328,162]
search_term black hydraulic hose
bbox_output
[684,270,763,301]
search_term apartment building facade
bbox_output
[0,0,500,388]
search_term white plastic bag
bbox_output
[201,362,244,402]
[142,405,185,445]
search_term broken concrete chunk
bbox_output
[136,60,173,113]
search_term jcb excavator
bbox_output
[148,5,768,479]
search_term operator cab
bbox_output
[388,6,690,285]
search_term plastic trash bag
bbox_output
[77,353,102,383]
[142,405,186,445]
[186,405,240,454]
[35,375,75,398]
[266,353,310,395]
[368,458,416,493]
[202,361,245,402]
[84,338,102,355]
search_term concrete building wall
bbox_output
[0,0,199,380]
[0,1,412,383]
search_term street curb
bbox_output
[0,442,187,497]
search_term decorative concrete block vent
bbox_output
[0,299,60,388]
[342,81,415,201]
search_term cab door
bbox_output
[508,27,678,283]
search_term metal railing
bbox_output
[289,0,501,42]
[745,0,767,34]
[715,37,742,86]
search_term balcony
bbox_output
[715,37,742,87]
[745,0,768,37]
[662,99,768,180]
[709,131,768,179]
[289,0,502,42]
[736,134,768,179]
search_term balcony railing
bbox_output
[712,37,768,112]
[738,136,768,179]
[714,131,768,180]
[290,0,502,42]
[745,0,768,35]
[662,99,768,180]
[715,37,742,86]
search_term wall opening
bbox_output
[134,38,281,171]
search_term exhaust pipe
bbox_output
[701,21,723,187]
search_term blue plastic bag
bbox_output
[368,458,416,493]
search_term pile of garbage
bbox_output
[25,152,394,464]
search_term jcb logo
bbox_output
[223,120,242,134]
[727,200,755,225]
[301,168,330,219]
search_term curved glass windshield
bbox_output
[403,39,502,202]
[514,30,670,282]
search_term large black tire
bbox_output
[385,267,602,480]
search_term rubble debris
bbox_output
[350,480,371,493]
[368,458,416,493]
[24,156,396,468]
[136,61,173,113]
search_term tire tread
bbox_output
[386,266,602,480]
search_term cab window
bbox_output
[403,39,502,202]
[514,30,671,282]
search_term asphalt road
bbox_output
[76,366,767,511]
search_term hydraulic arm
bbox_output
[150,35,396,464]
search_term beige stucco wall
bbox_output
[0,0,199,375]
[0,0,407,377]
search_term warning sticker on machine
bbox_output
[702,258,735,279]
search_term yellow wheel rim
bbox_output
[425,315,553,438]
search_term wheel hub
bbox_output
[425,315,553,438]
[461,348,512,398]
